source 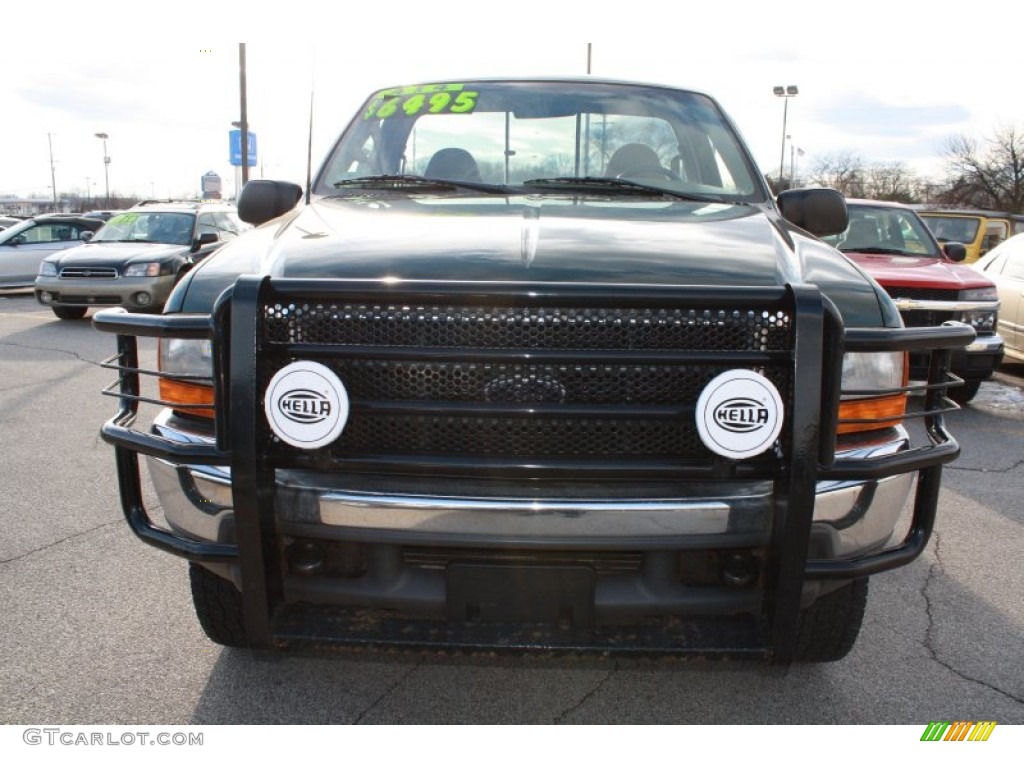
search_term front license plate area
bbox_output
[446,564,595,627]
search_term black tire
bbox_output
[52,306,87,320]
[188,563,249,647]
[948,379,981,405]
[794,578,868,662]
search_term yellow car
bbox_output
[916,208,1012,264]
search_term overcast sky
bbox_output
[2,0,1018,202]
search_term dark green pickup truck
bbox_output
[94,78,972,663]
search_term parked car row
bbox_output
[1,200,247,319]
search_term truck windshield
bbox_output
[315,80,766,203]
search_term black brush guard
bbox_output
[94,277,974,662]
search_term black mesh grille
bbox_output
[337,413,704,458]
[259,297,795,469]
[263,302,792,352]
[329,360,774,404]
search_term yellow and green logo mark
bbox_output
[921,721,997,741]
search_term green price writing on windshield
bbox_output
[363,83,479,120]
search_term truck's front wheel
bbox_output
[189,563,248,647]
[794,577,869,662]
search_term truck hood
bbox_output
[842,251,994,291]
[172,194,890,326]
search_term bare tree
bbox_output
[939,126,1024,212]
[807,151,865,197]
[862,161,923,203]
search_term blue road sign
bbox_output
[229,130,257,167]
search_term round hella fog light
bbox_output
[133,292,152,306]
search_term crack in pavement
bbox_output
[920,531,1024,706]
[0,518,122,565]
[948,458,1024,474]
[0,339,104,367]
[553,663,618,723]
[351,658,424,724]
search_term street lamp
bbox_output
[773,85,798,188]
[94,132,110,206]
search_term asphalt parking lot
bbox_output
[1,289,1022,726]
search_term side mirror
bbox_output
[777,188,848,237]
[238,180,303,225]
[81,231,93,242]
[943,242,967,262]
[192,232,219,250]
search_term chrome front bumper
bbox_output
[149,411,914,562]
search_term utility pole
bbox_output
[586,43,592,75]
[239,43,249,186]
[95,132,110,206]
[773,86,798,188]
[48,133,58,211]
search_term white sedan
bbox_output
[973,233,1024,362]
[0,215,102,288]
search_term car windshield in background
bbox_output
[316,80,765,203]
[94,212,194,246]
[822,205,943,257]
[0,218,40,244]
[923,215,981,243]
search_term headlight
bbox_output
[124,262,162,277]
[159,338,214,418]
[838,351,907,435]
[840,352,905,397]
[961,310,997,332]
[38,261,57,277]
[960,287,998,302]
[958,287,998,332]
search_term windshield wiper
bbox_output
[521,176,731,203]
[332,174,506,194]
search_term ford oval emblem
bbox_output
[484,374,567,404]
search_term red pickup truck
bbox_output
[823,199,1004,403]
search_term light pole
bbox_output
[48,133,58,211]
[238,44,249,186]
[773,85,798,188]
[94,132,110,206]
